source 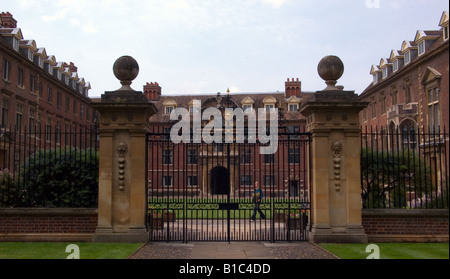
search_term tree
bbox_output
[361,147,434,208]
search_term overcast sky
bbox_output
[2,0,448,97]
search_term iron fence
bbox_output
[361,126,449,209]
[146,127,312,242]
[0,125,99,208]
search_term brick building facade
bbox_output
[359,11,449,133]
[143,79,313,197]
[0,12,97,167]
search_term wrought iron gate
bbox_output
[146,131,311,242]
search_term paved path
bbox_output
[129,241,338,259]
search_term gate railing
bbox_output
[361,126,449,209]
[146,130,311,242]
[0,125,99,208]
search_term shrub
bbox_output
[14,148,98,208]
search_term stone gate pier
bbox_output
[92,56,157,242]
[300,56,369,243]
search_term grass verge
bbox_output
[0,242,143,259]
[319,243,449,259]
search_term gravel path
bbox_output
[129,242,338,259]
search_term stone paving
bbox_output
[129,241,338,259]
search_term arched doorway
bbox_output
[210,166,229,195]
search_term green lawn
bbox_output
[0,242,143,259]
[319,243,449,259]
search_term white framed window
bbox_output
[28,50,33,61]
[65,75,69,85]
[427,87,440,129]
[373,74,378,84]
[393,60,398,72]
[12,38,19,51]
[265,104,274,112]
[418,41,425,56]
[162,176,173,187]
[165,106,174,114]
[382,67,388,79]
[288,103,298,112]
[444,25,449,41]
[48,64,53,75]
[242,104,253,112]
[57,70,62,80]
[38,57,44,68]
[404,51,410,65]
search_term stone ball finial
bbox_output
[113,56,139,91]
[317,55,344,91]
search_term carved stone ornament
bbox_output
[116,141,128,190]
[331,142,343,191]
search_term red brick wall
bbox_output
[362,209,449,236]
[0,208,97,234]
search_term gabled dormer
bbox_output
[163,99,177,114]
[262,96,277,112]
[19,39,37,61]
[78,78,86,95]
[54,62,64,81]
[401,40,418,66]
[439,11,449,41]
[45,55,56,76]
[379,58,392,80]
[389,49,404,73]
[414,30,440,56]
[0,27,22,51]
[34,48,47,68]
[240,96,255,112]
[62,67,72,86]
[370,65,382,85]
[286,95,300,112]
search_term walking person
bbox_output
[251,181,266,221]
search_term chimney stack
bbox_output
[144,82,162,100]
[285,78,302,98]
[0,12,17,28]
[64,62,78,73]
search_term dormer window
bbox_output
[240,96,255,113]
[242,104,253,112]
[65,75,69,85]
[165,106,174,114]
[57,70,62,80]
[12,38,19,51]
[262,96,276,112]
[27,49,33,61]
[382,67,388,79]
[265,104,275,112]
[289,104,298,111]
[418,41,425,56]
[48,64,53,75]
[439,11,449,41]
[373,74,378,84]
[393,60,399,72]
[163,99,177,114]
[38,57,44,68]
[286,96,300,112]
[404,51,410,65]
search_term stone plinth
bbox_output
[92,56,157,243]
